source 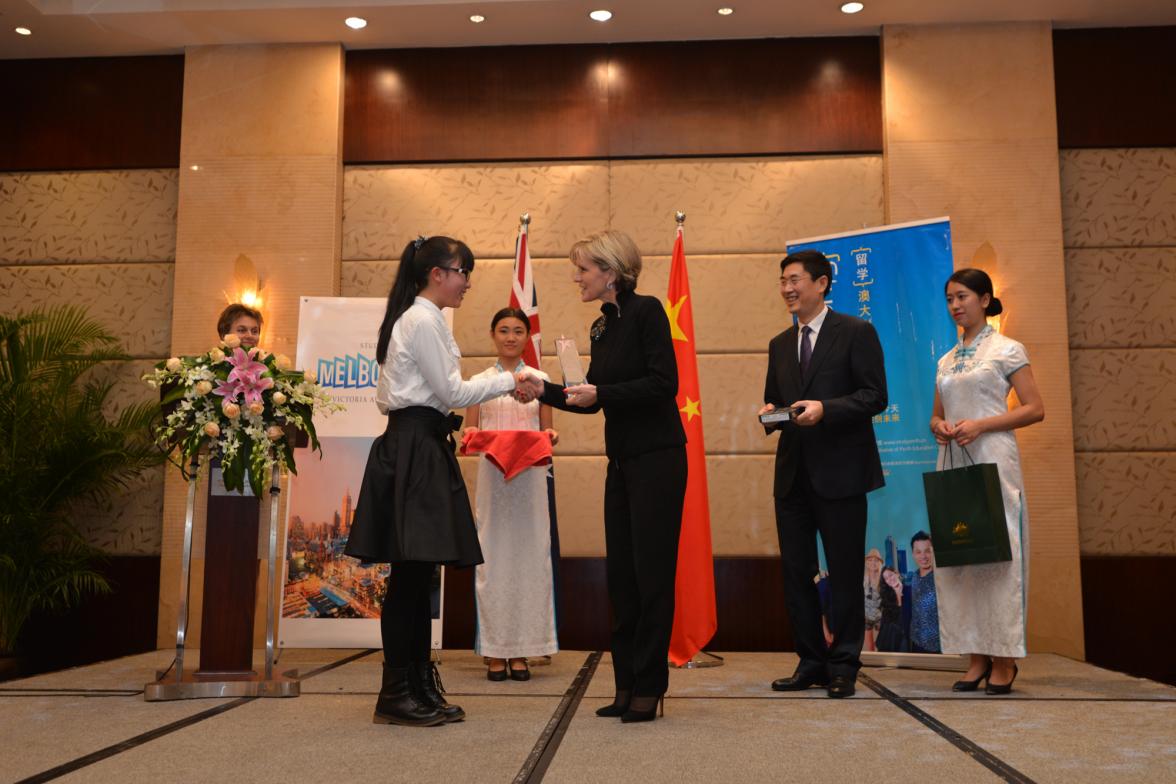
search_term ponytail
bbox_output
[375,235,475,364]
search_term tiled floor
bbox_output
[2,650,1173,783]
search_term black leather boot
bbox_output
[373,664,446,726]
[411,661,465,722]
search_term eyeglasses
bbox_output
[438,266,472,281]
[779,274,811,287]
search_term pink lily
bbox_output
[212,347,274,406]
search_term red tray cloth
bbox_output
[459,430,553,480]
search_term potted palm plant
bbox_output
[0,306,161,668]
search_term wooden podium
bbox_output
[145,444,303,701]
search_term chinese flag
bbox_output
[666,225,717,665]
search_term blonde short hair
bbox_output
[570,230,642,291]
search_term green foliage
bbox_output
[0,305,162,654]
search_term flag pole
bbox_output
[666,209,724,670]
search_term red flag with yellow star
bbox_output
[666,223,717,665]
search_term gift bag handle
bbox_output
[942,441,976,469]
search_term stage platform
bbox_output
[2,649,1173,783]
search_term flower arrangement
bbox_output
[143,333,343,493]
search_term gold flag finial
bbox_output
[675,211,686,226]
[520,212,531,227]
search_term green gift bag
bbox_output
[922,445,1012,567]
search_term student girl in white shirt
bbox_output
[345,235,543,727]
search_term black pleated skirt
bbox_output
[344,406,484,568]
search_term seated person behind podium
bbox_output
[216,303,262,348]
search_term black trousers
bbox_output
[380,561,436,667]
[604,446,687,697]
[774,461,867,679]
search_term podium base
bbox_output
[144,669,300,701]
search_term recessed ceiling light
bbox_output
[344,17,367,30]
[15,27,32,36]
[717,7,734,15]
[840,2,864,13]
[589,10,613,22]
[469,14,485,23]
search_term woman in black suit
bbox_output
[540,230,686,723]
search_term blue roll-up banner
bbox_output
[788,218,957,658]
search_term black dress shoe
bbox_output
[509,660,531,681]
[826,675,856,698]
[771,672,829,691]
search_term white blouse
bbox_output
[375,297,515,415]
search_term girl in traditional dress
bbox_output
[464,308,560,682]
[930,268,1044,695]
[345,237,543,726]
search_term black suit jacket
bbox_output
[763,309,887,500]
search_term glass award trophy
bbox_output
[555,335,586,386]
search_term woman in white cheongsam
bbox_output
[930,268,1044,695]
[464,308,560,682]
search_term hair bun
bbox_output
[986,297,1003,317]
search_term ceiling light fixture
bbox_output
[15,27,32,36]
[589,10,613,22]
[469,14,485,23]
[840,2,864,13]
[344,17,368,30]
[717,7,734,15]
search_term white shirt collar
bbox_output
[799,305,829,334]
[414,295,443,318]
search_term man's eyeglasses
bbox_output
[439,266,472,281]
[779,274,811,287]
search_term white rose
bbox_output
[275,354,293,371]
[222,334,241,349]
[222,401,241,419]
[165,357,183,372]
[208,348,225,363]
[195,380,213,396]
[267,425,284,441]
[272,391,287,405]
[303,370,317,384]
[203,421,220,437]
[255,348,270,361]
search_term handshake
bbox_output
[513,370,544,403]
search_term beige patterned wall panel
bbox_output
[0,170,177,264]
[1066,247,1176,349]
[1070,349,1176,452]
[343,163,611,261]
[72,359,166,555]
[609,156,884,256]
[346,253,791,355]
[75,466,166,555]
[1076,453,1176,555]
[1060,148,1176,248]
[458,453,777,557]
[0,263,173,357]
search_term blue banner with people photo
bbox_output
[788,218,956,655]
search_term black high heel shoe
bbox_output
[595,690,631,717]
[952,662,992,692]
[621,694,664,723]
[985,664,1019,695]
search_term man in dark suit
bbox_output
[760,249,887,698]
